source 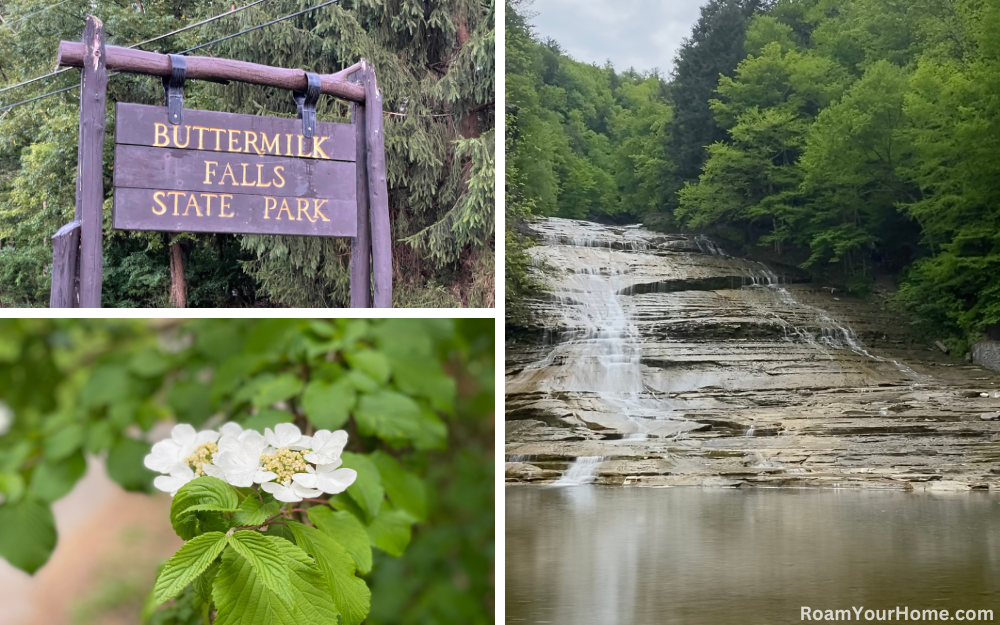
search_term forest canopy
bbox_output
[0,0,494,308]
[505,0,1000,348]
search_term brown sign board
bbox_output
[112,103,358,237]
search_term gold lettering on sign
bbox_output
[220,163,239,186]
[277,198,294,220]
[173,125,191,148]
[220,195,235,218]
[255,164,272,188]
[228,130,242,153]
[261,133,280,156]
[183,194,202,217]
[312,136,330,159]
[154,123,170,147]
[273,166,286,188]
[203,161,218,184]
[209,128,225,151]
[167,191,185,216]
[244,131,261,155]
[201,193,218,216]
[192,126,210,150]
[240,163,257,187]
[313,199,330,222]
[264,197,277,219]
[285,134,294,157]
[296,198,313,222]
[152,191,167,215]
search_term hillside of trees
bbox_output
[0,0,494,308]
[506,0,1000,349]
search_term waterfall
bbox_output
[555,456,607,486]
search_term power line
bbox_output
[1,0,75,30]
[0,0,343,114]
[0,0,272,97]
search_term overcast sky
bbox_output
[526,0,706,74]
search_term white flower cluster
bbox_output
[144,422,357,503]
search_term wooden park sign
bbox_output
[50,15,392,308]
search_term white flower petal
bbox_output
[144,439,182,473]
[219,422,244,438]
[154,464,195,496]
[292,472,318,489]
[291,482,322,498]
[253,470,278,484]
[171,423,197,446]
[314,468,356,495]
[223,466,258,488]
[304,430,348,464]
[261,480,302,503]
[203,463,226,479]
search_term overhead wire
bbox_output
[0,0,345,114]
[0,0,272,98]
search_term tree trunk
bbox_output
[169,237,187,308]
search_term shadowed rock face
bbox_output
[505,218,1000,489]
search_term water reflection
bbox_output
[506,488,1000,624]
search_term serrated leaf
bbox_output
[171,477,240,540]
[193,560,220,605]
[371,451,428,521]
[232,497,280,526]
[213,535,339,625]
[340,452,383,521]
[344,349,391,384]
[308,507,372,574]
[367,507,414,557]
[287,522,371,625]
[30,450,86,503]
[252,374,304,409]
[106,437,158,493]
[0,495,56,574]
[153,532,228,605]
[302,379,356,430]
[226,531,294,608]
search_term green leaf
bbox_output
[242,409,294,432]
[226,531,294,608]
[106,437,157,493]
[232,497,280,527]
[302,379,356,430]
[340,452,383,521]
[153,531,228,605]
[168,382,213,426]
[193,560,221,605]
[171,477,240,540]
[30,450,86,503]
[366,507,414,557]
[84,420,114,454]
[345,349,391,384]
[80,365,132,409]
[389,356,456,413]
[287,522,371,625]
[213,535,339,625]
[371,451,428,521]
[0,495,56,574]
[0,472,26,505]
[354,390,434,446]
[43,423,83,462]
[345,369,379,394]
[252,374,304,409]
[308,507,373,574]
[129,348,172,378]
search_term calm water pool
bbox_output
[506,487,1000,624]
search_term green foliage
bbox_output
[505,0,673,222]
[0,0,494,307]
[0,319,493,625]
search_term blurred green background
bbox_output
[0,318,494,625]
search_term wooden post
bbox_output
[50,221,81,308]
[75,15,108,308]
[349,67,372,308]
[363,63,392,308]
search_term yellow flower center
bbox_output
[185,441,218,477]
[259,447,308,483]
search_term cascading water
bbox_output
[555,456,607,486]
